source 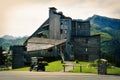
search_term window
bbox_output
[78,25,81,29]
[85,38,88,43]
[64,30,67,34]
[85,48,88,52]
[38,32,43,37]
[60,29,63,34]
[37,32,47,38]
[48,48,53,52]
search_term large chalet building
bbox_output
[11,7,100,68]
[24,7,100,62]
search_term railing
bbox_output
[62,64,84,72]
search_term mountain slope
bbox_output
[90,15,120,41]
[90,15,120,66]
[91,15,120,30]
[2,35,16,40]
[0,36,28,51]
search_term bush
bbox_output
[76,60,79,64]
[5,55,12,67]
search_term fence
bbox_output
[62,64,86,72]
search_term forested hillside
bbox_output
[0,36,28,51]
[90,15,120,67]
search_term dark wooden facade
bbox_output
[0,46,3,65]
[24,7,100,62]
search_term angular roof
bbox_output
[27,38,66,51]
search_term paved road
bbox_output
[0,71,120,80]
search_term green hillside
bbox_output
[0,37,28,51]
[90,15,120,67]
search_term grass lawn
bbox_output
[70,61,97,73]
[9,67,30,71]
[71,67,97,73]
[3,61,120,75]
[107,67,120,75]
[45,60,63,72]
[70,61,120,75]
[7,60,63,72]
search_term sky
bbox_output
[0,0,120,37]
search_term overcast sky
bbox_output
[0,0,120,37]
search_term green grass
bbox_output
[70,61,97,73]
[71,61,120,75]
[5,60,63,72]
[46,60,63,72]
[71,67,97,73]
[107,67,120,75]
[9,67,30,71]
[3,61,120,75]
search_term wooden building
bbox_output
[24,7,100,62]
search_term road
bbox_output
[0,71,120,80]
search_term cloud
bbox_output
[0,0,120,37]
[0,0,51,36]
[99,0,120,18]
[49,0,120,18]
[49,0,80,7]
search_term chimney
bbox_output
[58,11,63,15]
[49,7,57,17]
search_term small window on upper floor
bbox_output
[60,29,63,34]
[85,38,88,44]
[78,25,81,29]
[48,48,53,52]
[38,32,43,37]
[64,30,67,34]
[64,21,68,25]
[37,32,47,38]
[61,22,63,25]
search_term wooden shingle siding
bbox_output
[24,7,100,61]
